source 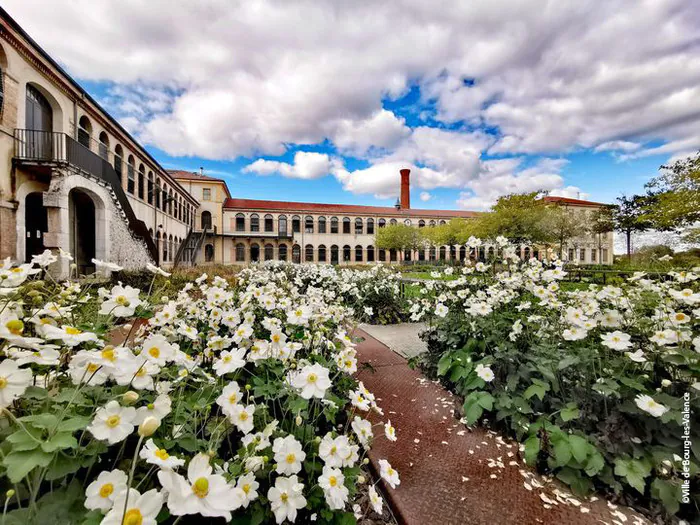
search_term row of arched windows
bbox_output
[149,229,182,263]
[231,214,448,235]
[76,115,194,226]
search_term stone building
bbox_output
[0,8,198,276]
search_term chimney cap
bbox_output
[400,168,411,176]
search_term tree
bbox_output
[588,205,615,263]
[645,152,700,240]
[476,192,551,244]
[422,218,476,247]
[611,194,654,259]
[375,224,424,256]
[541,205,588,259]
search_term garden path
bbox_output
[354,327,650,525]
[358,322,428,358]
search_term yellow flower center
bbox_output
[330,446,337,455]
[106,415,121,428]
[123,508,143,525]
[280,492,289,503]
[136,367,147,377]
[10,267,22,273]
[87,363,100,373]
[239,411,249,421]
[116,295,129,306]
[99,483,114,498]
[228,394,238,404]
[307,373,317,383]
[65,327,82,335]
[148,347,160,358]
[223,355,232,363]
[329,476,338,487]
[242,484,251,494]
[0,377,7,389]
[675,313,685,321]
[272,334,280,342]
[192,477,209,498]
[101,347,116,361]
[155,449,170,460]
[285,453,296,464]
[6,319,24,335]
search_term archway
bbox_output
[69,189,96,275]
[25,85,53,159]
[24,192,47,262]
[250,243,260,262]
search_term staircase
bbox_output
[173,226,208,268]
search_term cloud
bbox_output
[594,141,641,153]
[244,151,339,180]
[332,110,411,156]
[419,191,432,202]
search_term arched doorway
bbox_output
[25,85,53,159]
[24,192,47,262]
[250,243,260,262]
[205,244,214,262]
[69,189,96,275]
[201,211,212,230]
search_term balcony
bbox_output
[14,129,158,261]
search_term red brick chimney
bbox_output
[400,168,411,209]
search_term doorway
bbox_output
[69,190,96,274]
[24,192,47,262]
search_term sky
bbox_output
[5,0,700,212]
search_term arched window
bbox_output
[378,248,386,262]
[479,247,486,261]
[147,172,154,205]
[292,216,301,233]
[155,178,161,208]
[330,217,339,234]
[488,247,495,260]
[127,155,135,194]
[305,244,314,262]
[292,244,301,263]
[278,215,288,234]
[366,218,374,235]
[279,244,288,261]
[342,217,351,234]
[264,244,274,261]
[98,131,109,160]
[114,145,123,182]
[201,211,212,230]
[155,230,161,260]
[264,214,274,232]
[330,245,339,264]
[161,184,167,212]
[389,219,397,226]
[235,243,245,262]
[430,246,436,261]
[236,213,245,232]
[450,246,456,260]
[78,116,91,149]
[389,248,397,262]
[343,245,351,262]
[138,164,145,200]
[404,249,412,261]
[169,235,174,262]
[378,218,386,228]
[355,218,363,235]
[250,213,260,232]
[459,246,467,261]
[162,232,168,262]
[418,220,425,228]
[318,216,327,233]
[355,245,363,262]
[367,245,375,262]
[168,189,173,215]
[205,244,214,262]
[439,246,446,260]
[250,243,260,262]
[439,220,447,225]
[305,216,314,233]
[524,247,531,260]
[318,244,327,262]
[429,220,436,227]
[404,219,411,226]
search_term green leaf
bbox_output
[556,467,593,496]
[523,436,540,465]
[23,386,48,400]
[557,356,580,371]
[619,377,646,391]
[41,432,78,453]
[568,435,590,464]
[651,478,681,515]
[57,416,92,432]
[45,454,83,481]
[2,449,54,483]
[524,383,546,401]
[551,435,572,467]
[437,354,453,376]
[19,413,58,429]
[614,457,651,494]
[476,392,494,411]
[584,451,605,477]
[463,395,484,425]
[560,404,580,422]
[6,428,42,452]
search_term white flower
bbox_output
[626,349,647,363]
[31,249,57,267]
[635,394,669,418]
[135,394,172,424]
[0,360,32,409]
[234,472,260,508]
[319,466,349,510]
[693,336,700,353]
[384,420,397,442]
[213,347,247,376]
[268,475,307,524]
[140,334,177,366]
[58,248,73,262]
[319,434,351,468]
[92,259,123,272]
[146,263,171,277]
[475,364,495,382]
[286,305,312,326]
[562,326,587,341]
[290,363,331,399]
[83,469,128,512]
[650,329,679,346]
[600,331,633,351]
[273,435,306,475]
[368,485,383,514]
[435,303,449,318]
[140,439,185,470]
[87,401,137,444]
[101,488,162,525]
[378,459,400,488]
[158,453,239,520]
[99,284,143,317]
[43,324,99,347]
[351,417,373,448]
[230,404,256,434]
[216,381,243,417]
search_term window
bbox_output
[404,219,411,226]
[429,220,436,227]
[439,220,446,225]
[147,172,154,204]
[138,164,145,200]
[330,245,339,264]
[236,213,245,232]
[305,244,314,262]
[264,244,274,261]
[168,189,174,216]
[278,215,288,234]
[342,217,350,234]
[318,216,327,233]
[279,244,288,261]
[439,246,446,260]
[591,249,597,263]
[201,211,212,230]
[602,249,608,263]
[579,248,586,262]
[418,220,425,228]
[389,249,397,262]
[292,245,301,263]
[318,244,327,262]
[378,218,386,228]
[98,132,109,160]
[429,247,436,261]
[305,216,314,233]
[367,245,375,262]
[355,245,363,262]
[343,245,351,262]
[203,244,213,262]
[264,214,274,232]
[367,218,374,235]
[250,214,260,232]
[155,179,161,208]
[390,219,397,226]
[292,216,301,233]
[330,217,339,234]
[235,243,245,262]
[251,244,260,262]
[162,186,167,212]
[203,188,212,201]
[78,116,91,149]
[114,145,123,182]
[459,246,466,260]
[355,218,363,235]
[162,232,168,262]
[127,156,135,194]
[568,248,574,261]
[404,249,412,261]
[378,248,386,261]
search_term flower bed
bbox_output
[0,254,401,524]
[409,240,699,521]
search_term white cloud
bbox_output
[419,191,432,202]
[244,151,338,180]
[332,110,411,156]
[594,141,641,153]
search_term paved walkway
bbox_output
[358,322,428,358]
[354,328,649,525]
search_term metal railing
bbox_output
[173,228,194,268]
[14,129,158,263]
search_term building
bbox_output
[0,8,198,276]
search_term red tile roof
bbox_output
[543,196,606,207]
[168,170,226,183]
[223,198,480,218]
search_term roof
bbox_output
[543,196,607,207]
[168,170,232,198]
[222,198,480,218]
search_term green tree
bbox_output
[375,224,424,256]
[541,205,588,258]
[476,192,551,244]
[422,218,477,246]
[589,205,615,263]
[611,194,654,260]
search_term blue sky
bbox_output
[7,1,699,211]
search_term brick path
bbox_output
[354,328,650,525]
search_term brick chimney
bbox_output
[400,168,411,209]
